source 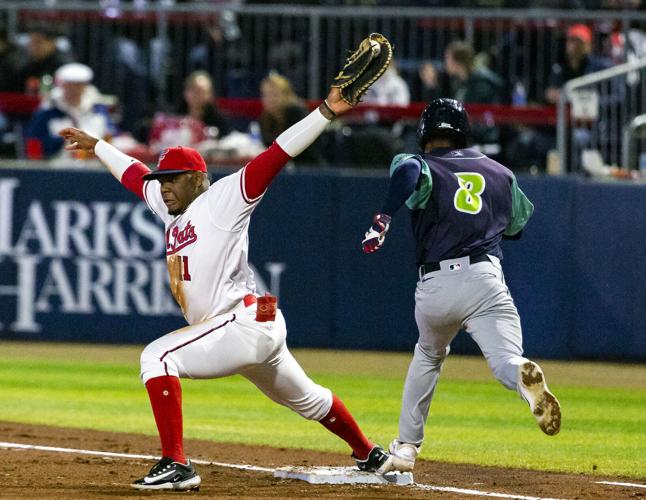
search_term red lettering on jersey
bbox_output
[166,221,198,255]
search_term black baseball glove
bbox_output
[332,33,393,106]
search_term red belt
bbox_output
[243,294,257,307]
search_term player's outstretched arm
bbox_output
[243,33,392,200]
[60,127,150,200]
[60,127,99,153]
[241,88,356,201]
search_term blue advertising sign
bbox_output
[1,167,645,360]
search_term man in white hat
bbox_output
[25,62,117,159]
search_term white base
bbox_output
[274,466,414,485]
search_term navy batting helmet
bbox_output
[416,98,470,150]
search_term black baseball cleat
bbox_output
[354,445,394,474]
[131,456,201,491]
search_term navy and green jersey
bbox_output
[386,147,533,266]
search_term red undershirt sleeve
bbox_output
[242,142,292,201]
[121,162,151,201]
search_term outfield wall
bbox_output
[0,165,644,360]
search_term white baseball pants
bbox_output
[140,302,332,421]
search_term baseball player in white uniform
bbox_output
[59,83,393,490]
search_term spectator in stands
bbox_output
[259,72,323,165]
[362,61,411,106]
[149,71,260,162]
[25,63,116,160]
[418,41,504,147]
[608,27,646,65]
[444,41,504,104]
[545,24,610,104]
[418,61,449,103]
[18,26,73,95]
[179,70,234,139]
[0,23,25,158]
[345,62,408,166]
[417,42,504,105]
[538,24,614,172]
[0,24,23,92]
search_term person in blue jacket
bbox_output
[25,62,116,159]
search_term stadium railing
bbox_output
[2,3,645,105]
[557,57,646,173]
[0,91,557,169]
[2,3,645,172]
[623,113,646,172]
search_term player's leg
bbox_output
[134,308,277,489]
[138,314,236,462]
[141,307,282,380]
[390,283,461,471]
[241,334,392,473]
[131,371,200,491]
[463,259,561,435]
[465,300,526,389]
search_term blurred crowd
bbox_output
[0,13,644,172]
[251,0,643,7]
[15,0,644,8]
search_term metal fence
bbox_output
[3,2,646,104]
[557,58,646,172]
[2,2,646,170]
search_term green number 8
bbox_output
[454,172,485,214]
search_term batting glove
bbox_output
[362,214,391,254]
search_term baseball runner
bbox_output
[361,98,562,472]
[60,34,394,491]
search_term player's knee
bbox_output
[288,386,332,421]
[416,343,450,367]
[140,344,179,384]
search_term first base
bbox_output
[274,466,413,485]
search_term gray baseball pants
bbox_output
[398,255,529,445]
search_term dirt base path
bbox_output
[0,421,642,499]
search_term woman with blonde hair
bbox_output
[180,70,233,138]
[259,72,323,165]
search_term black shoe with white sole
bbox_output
[354,445,393,474]
[131,456,201,491]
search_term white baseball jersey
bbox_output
[143,168,261,325]
[95,110,335,421]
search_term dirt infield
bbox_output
[0,421,643,499]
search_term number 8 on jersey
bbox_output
[453,172,485,214]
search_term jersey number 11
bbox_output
[170,255,192,281]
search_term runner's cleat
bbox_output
[518,361,562,436]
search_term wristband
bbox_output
[319,100,337,120]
